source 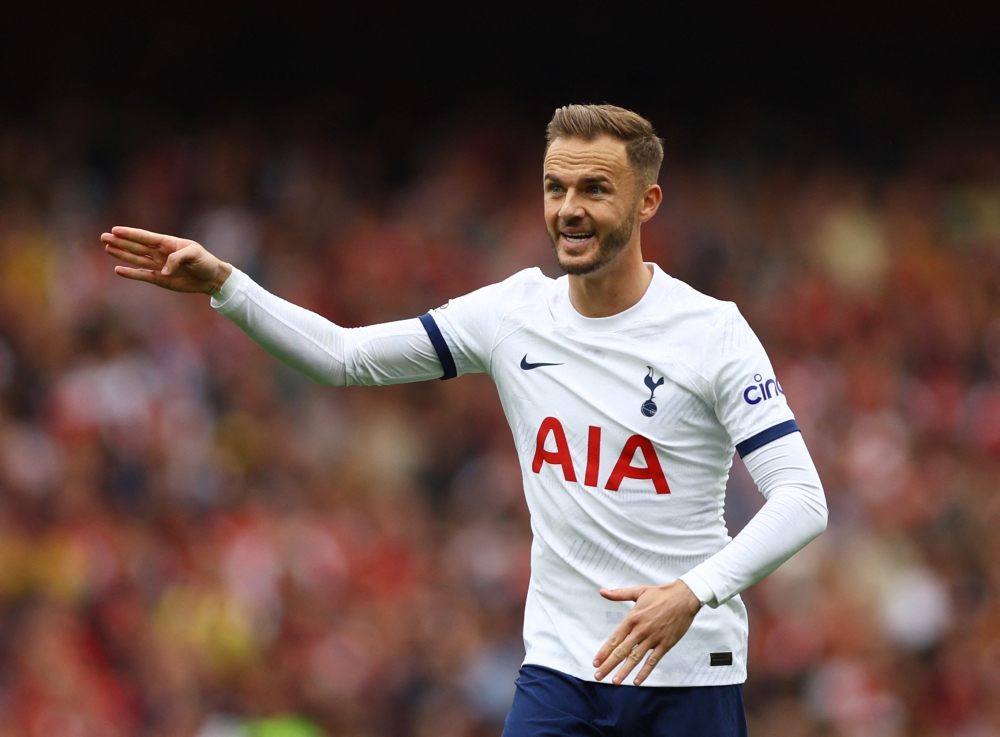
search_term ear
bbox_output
[637,183,662,223]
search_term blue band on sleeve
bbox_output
[735,420,800,458]
[418,313,458,380]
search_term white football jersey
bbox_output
[424,264,797,687]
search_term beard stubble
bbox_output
[550,211,636,277]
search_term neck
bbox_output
[567,239,653,318]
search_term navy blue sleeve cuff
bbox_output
[418,313,458,380]
[735,420,800,458]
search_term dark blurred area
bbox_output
[0,2,999,736]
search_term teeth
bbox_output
[564,233,593,241]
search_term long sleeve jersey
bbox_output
[211,263,827,686]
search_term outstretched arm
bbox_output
[103,226,444,386]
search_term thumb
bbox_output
[600,586,644,602]
[162,243,198,275]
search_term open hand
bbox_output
[102,226,232,294]
[593,579,702,686]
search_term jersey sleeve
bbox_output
[708,304,798,457]
[212,267,443,386]
[679,431,827,607]
[420,268,539,378]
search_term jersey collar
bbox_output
[556,263,671,332]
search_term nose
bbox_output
[558,189,586,222]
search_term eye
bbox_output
[588,185,604,195]
[547,183,564,194]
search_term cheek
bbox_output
[591,204,623,228]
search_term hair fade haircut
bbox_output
[546,104,664,188]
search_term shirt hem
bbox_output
[521,653,747,688]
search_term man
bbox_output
[103,104,827,736]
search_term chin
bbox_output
[550,219,633,277]
[557,253,610,276]
[555,243,621,276]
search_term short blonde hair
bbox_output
[546,104,664,187]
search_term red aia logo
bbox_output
[531,417,671,495]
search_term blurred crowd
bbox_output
[0,105,999,737]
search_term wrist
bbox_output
[678,571,715,608]
[209,261,233,295]
[674,580,704,614]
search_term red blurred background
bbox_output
[1,3,1000,735]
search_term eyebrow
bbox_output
[543,173,613,185]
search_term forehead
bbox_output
[544,135,631,180]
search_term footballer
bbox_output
[103,104,827,736]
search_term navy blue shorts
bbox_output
[502,665,748,737]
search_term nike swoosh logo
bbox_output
[520,355,563,370]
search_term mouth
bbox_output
[559,231,596,249]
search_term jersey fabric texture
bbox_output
[503,665,747,737]
[425,264,796,686]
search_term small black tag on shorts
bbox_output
[710,652,733,666]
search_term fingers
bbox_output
[633,644,670,686]
[594,621,630,670]
[600,586,643,602]
[102,233,162,261]
[109,226,178,248]
[113,266,161,285]
[161,243,200,276]
[105,243,157,269]
[103,227,190,261]
[594,628,643,682]
[593,582,700,686]
[595,627,674,686]
[610,637,655,686]
[593,588,646,669]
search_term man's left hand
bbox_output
[593,580,702,686]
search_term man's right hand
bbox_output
[102,226,233,295]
